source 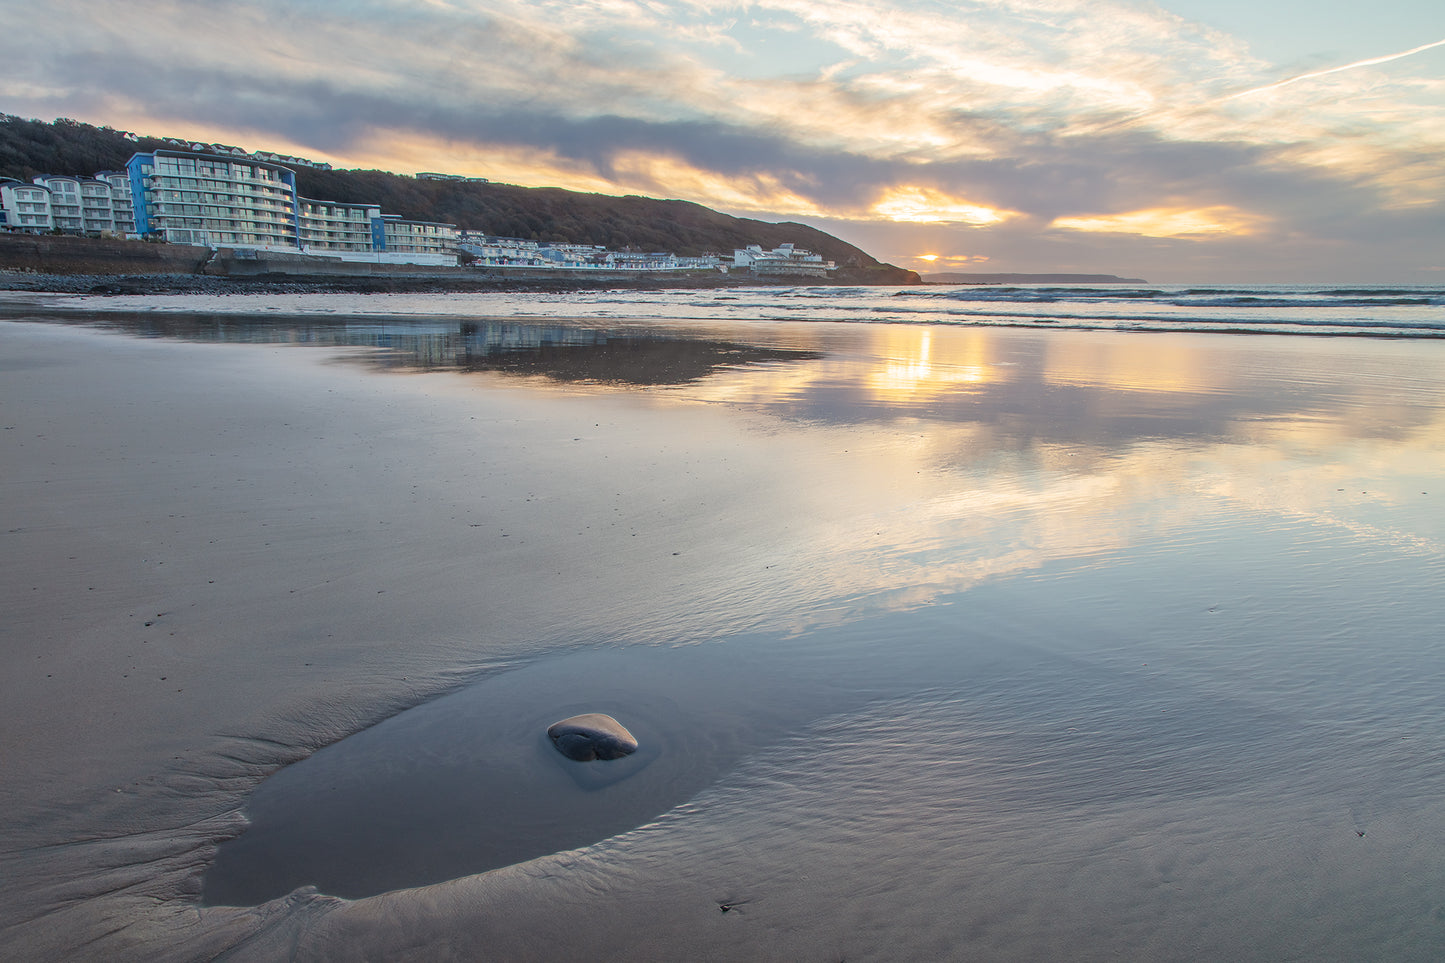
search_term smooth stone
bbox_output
[547,713,639,762]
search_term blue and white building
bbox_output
[127,150,303,250]
[122,150,457,263]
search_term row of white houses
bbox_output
[1,150,458,264]
[455,234,833,275]
[3,150,835,275]
[456,233,725,271]
[731,243,834,277]
[0,172,134,235]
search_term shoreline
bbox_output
[0,268,804,296]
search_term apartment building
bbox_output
[111,150,458,263]
[378,215,457,256]
[78,178,117,234]
[95,171,136,235]
[127,150,302,249]
[299,198,382,253]
[0,179,53,231]
[31,175,84,232]
[29,174,132,234]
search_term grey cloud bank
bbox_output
[3,0,1441,280]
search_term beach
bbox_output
[3,290,1445,961]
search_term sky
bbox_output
[1,0,1442,282]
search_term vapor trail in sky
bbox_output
[1228,36,1445,99]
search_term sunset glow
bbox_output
[1050,206,1266,239]
[872,188,1011,225]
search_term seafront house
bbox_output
[378,215,457,258]
[28,175,84,233]
[76,178,118,234]
[731,243,834,277]
[457,233,545,265]
[298,198,383,253]
[27,174,120,234]
[0,178,54,232]
[94,171,136,235]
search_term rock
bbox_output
[547,713,638,762]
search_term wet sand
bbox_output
[4,300,1445,961]
[1,311,926,959]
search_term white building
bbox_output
[607,251,679,270]
[457,234,696,271]
[458,234,544,265]
[37,174,125,235]
[78,178,117,234]
[732,243,833,277]
[94,170,137,236]
[0,178,53,232]
[299,198,382,253]
[31,175,84,232]
[417,172,489,183]
[379,215,458,261]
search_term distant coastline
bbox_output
[923,272,1146,284]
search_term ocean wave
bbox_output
[917,286,1445,309]
[933,287,1168,302]
[871,303,1445,329]
[1179,297,1439,308]
[899,317,1445,337]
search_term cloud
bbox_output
[1050,206,1267,238]
[870,187,1015,225]
[2,0,1442,279]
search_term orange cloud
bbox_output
[1049,205,1266,238]
[871,187,1014,225]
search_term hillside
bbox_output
[1,115,914,281]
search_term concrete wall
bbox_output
[205,250,465,277]
[0,234,211,275]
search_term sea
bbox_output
[6,282,1445,960]
[61,280,1445,338]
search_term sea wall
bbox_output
[204,249,465,278]
[0,233,211,275]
